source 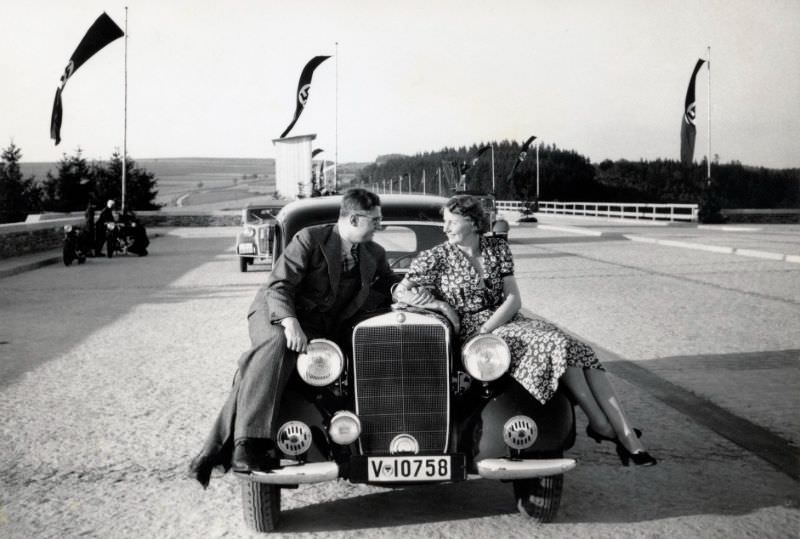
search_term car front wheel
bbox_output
[239,257,249,272]
[513,473,564,523]
[241,481,280,532]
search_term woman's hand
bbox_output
[478,323,493,334]
[395,282,435,306]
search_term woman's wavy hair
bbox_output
[443,194,490,234]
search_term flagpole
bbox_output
[535,141,540,199]
[491,144,496,193]
[122,6,128,212]
[706,45,711,185]
[334,41,339,192]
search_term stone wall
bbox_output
[0,211,240,259]
[0,218,84,259]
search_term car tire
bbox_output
[239,257,248,272]
[241,481,280,532]
[513,473,564,523]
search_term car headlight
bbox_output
[297,339,344,386]
[328,410,361,445]
[461,334,510,382]
[242,227,255,237]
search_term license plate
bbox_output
[238,244,255,254]
[367,456,451,482]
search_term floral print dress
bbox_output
[406,236,602,404]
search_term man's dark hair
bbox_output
[444,194,490,234]
[340,188,380,217]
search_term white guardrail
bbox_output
[496,200,699,222]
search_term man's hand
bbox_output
[280,317,308,353]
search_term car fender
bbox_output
[469,380,575,464]
[275,385,331,463]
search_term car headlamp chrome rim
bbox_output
[243,227,255,237]
[461,333,511,382]
[297,339,344,386]
[328,410,361,445]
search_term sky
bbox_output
[1,0,799,168]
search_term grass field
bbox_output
[20,157,367,210]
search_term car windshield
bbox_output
[372,224,446,271]
[247,208,278,222]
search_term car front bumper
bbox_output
[235,456,576,485]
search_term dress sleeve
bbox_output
[406,248,439,287]
[497,240,514,277]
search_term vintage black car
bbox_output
[237,194,576,532]
[235,202,289,272]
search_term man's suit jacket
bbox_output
[247,223,396,333]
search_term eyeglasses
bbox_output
[352,213,383,227]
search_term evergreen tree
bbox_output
[0,142,42,223]
[98,152,160,210]
[42,149,92,212]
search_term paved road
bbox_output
[1,223,798,538]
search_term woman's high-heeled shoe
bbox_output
[615,444,657,466]
[586,425,642,444]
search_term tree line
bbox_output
[353,140,800,211]
[0,142,159,224]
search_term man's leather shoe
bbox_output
[231,438,277,473]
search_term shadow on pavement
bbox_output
[0,234,247,387]
[271,464,798,532]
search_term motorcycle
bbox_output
[105,221,149,258]
[62,225,88,266]
[105,222,127,258]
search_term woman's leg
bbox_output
[584,368,645,453]
[561,366,615,439]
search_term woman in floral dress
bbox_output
[394,195,656,466]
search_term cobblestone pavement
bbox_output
[1,224,798,538]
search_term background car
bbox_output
[237,194,576,532]
[235,202,288,272]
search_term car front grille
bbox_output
[352,314,450,454]
[256,226,272,256]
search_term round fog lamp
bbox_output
[462,334,511,381]
[297,339,344,386]
[276,420,312,456]
[328,410,361,445]
[503,415,538,450]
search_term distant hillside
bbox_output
[138,157,275,178]
[19,157,372,209]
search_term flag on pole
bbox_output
[50,12,124,145]
[280,55,331,138]
[460,145,491,174]
[680,59,706,166]
[506,135,536,181]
